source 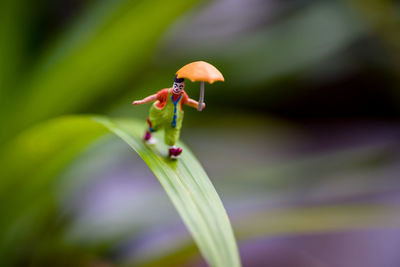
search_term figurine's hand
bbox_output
[132,100,141,105]
[201,103,206,110]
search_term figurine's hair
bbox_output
[174,75,184,83]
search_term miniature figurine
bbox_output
[132,61,224,159]
[132,76,204,158]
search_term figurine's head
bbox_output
[172,76,185,95]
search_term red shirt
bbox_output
[155,88,189,110]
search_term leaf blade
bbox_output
[93,116,241,267]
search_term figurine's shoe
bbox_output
[169,147,183,159]
[143,131,157,145]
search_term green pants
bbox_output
[148,103,184,146]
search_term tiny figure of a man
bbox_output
[132,76,205,158]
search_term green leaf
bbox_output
[0,116,241,267]
[94,116,241,267]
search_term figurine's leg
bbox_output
[165,127,182,158]
[143,117,157,145]
[145,104,168,144]
[166,112,184,158]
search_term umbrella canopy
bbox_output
[176,61,224,111]
[176,61,224,83]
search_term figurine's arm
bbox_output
[185,98,206,110]
[132,94,158,105]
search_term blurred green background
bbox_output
[1,0,400,266]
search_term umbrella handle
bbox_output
[198,81,205,111]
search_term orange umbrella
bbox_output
[176,61,224,111]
